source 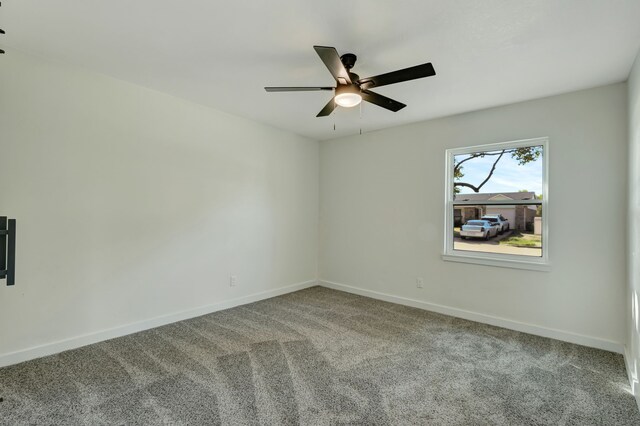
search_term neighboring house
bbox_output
[454,191,539,231]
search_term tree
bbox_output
[454,146,542,194]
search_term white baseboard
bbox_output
[1,278,626,370]
[625,346,640,411]
[319,279,625,354]
[0,279,318,368]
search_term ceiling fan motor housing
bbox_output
[335,84,360,96]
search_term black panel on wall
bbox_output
[0,216,16,286]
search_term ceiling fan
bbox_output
[265,46,436,117]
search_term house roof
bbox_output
[454,191,537,202]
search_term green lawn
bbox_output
[499,231,541,248]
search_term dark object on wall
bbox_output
[1,0,4,54]
[265,45,436,117]
[0,216,16,286]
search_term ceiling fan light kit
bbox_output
[265,45,435,117]
[334,84,362,107]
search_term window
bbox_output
[442,137,549,271]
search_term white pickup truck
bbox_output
[481,214,510,234]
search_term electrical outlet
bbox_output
[230,275,237,287]
[416,277,424,289]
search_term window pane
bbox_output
[453,205,542,257]
[454,145,543,199]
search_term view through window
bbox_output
[446,139,546,263]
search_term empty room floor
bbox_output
[0,286,638,425]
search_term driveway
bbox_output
[454,231,542,257]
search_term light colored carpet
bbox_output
[0,286,638,425]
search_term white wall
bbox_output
[0,49,631,369]
[0,52,319,363]
[627,49,640,403]
[320,83,628,350]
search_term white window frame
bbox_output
[441,137,550,271]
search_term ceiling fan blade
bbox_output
[265,86,334,92]
[358,63,435,90]
[316,98,337,117]
[361,89,406,112]
[313,46,352,85]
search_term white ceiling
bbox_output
[2,1,640,141]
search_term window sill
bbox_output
[441,253,551,272]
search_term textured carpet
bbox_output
[0,286,638,425]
